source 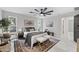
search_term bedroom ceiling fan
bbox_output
[29,7,53,16]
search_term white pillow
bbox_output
[42,33,48,36]
[36,37,47,43]
[43,35,51,39]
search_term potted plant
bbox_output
[0,18,11,32]
[0,18,11,46]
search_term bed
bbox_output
[24,32,49,48]
[23,27,53,48]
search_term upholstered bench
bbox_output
[36,37,48,50]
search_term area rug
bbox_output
[0,42,11,52]
[14,39,60,52]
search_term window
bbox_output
[8,16,17,32]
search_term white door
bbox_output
[61,16,74,41]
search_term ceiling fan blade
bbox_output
[43,8,47,12]
[29,12,37,14]
[45,10,53,13]
[29,12,39,14]
[43,12,51,16]
[46,13,51,15]
[34,9,39,12]
[29,12,35,13]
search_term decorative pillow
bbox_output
[30,29,34,31]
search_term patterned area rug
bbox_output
[0,42,11,52]
[14,39,60,52]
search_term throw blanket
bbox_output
[24,33,32,46]
[24,32,45,47]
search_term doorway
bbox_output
[61,16,74,41]
[74,15,79,42]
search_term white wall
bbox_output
[0,9,2,33]
[42,16,61,38]
[0,9,2,20]
[2,10,37,32]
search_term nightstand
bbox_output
[47,32,54,36]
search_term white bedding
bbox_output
[24,31,38,38]
[24,32,30,38]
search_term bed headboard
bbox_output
[25,27,35,32]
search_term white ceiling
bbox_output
[0,7,75,16]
